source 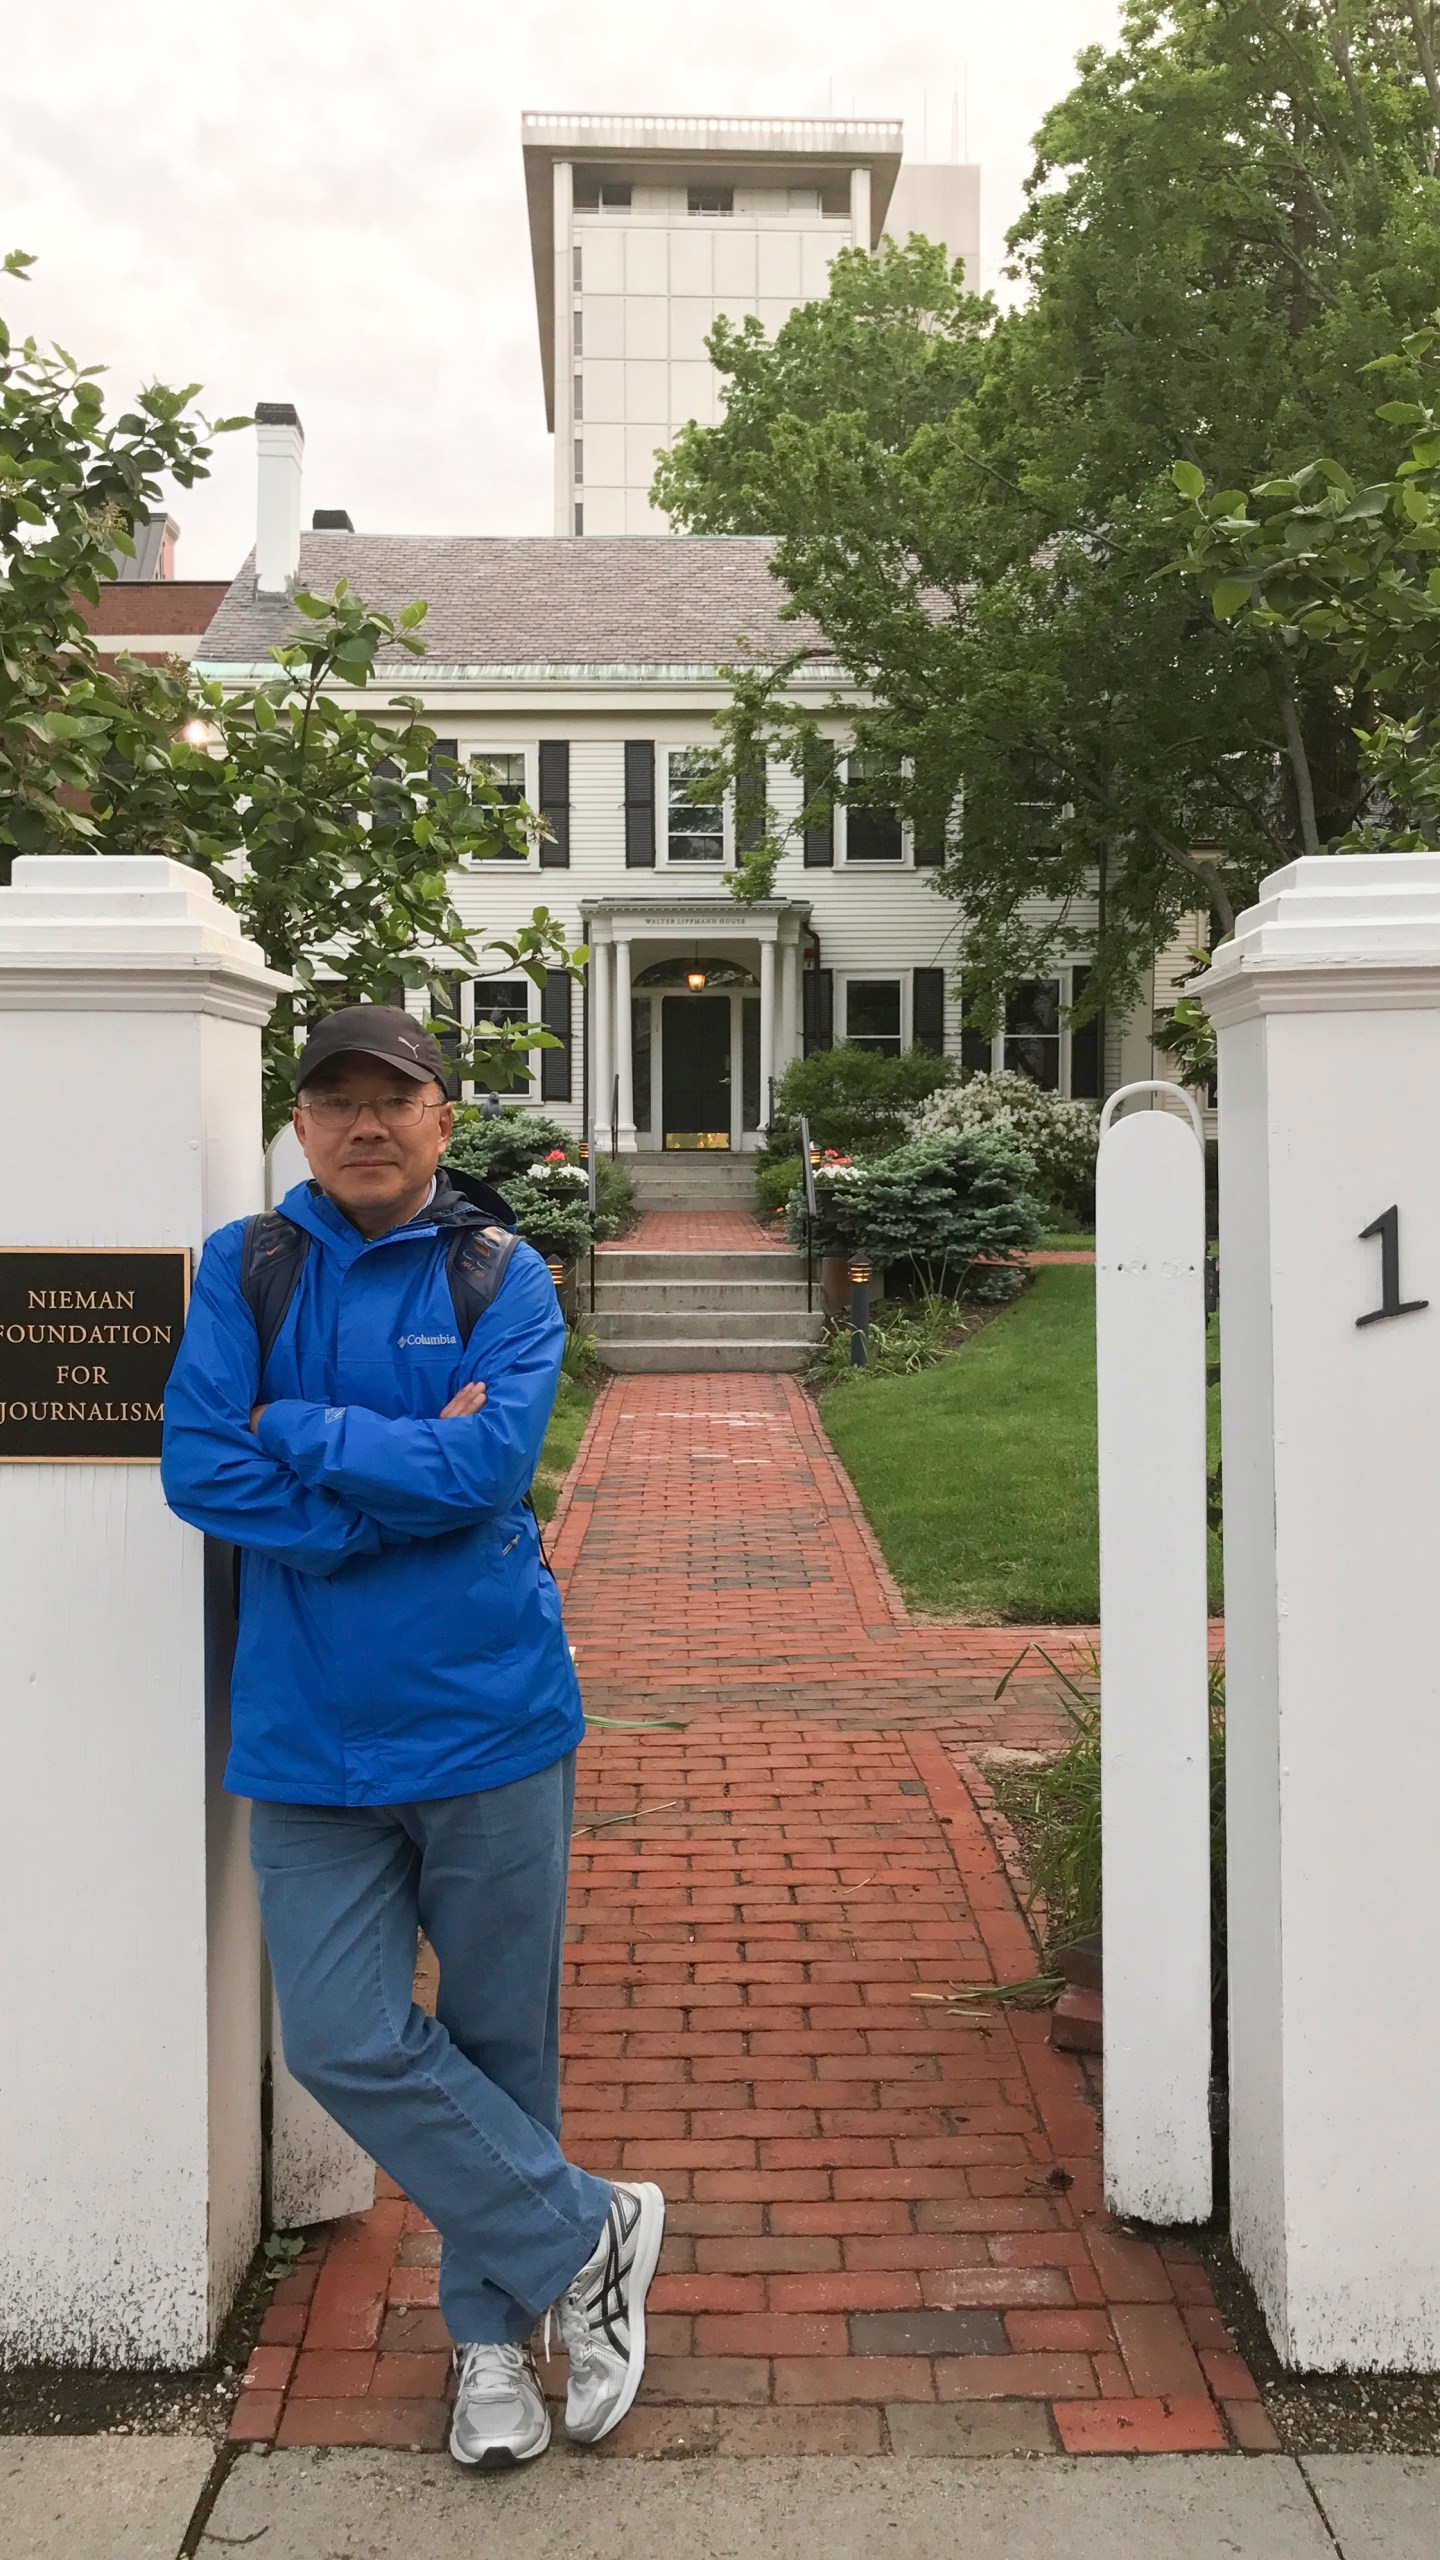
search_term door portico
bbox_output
[583,897,809,1153]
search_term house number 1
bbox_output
[1356,1206,1429,1328]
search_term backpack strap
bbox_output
[444,1222,521,1347]
[239,1211,311,1372]
[445,1223,556,1575]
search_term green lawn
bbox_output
[530,1375,596,1523]
[823,1267,1222,1623]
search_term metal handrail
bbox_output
[798,1115,818,1314]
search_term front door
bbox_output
[662,996,731,1149]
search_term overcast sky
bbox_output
[4,0,1123,575]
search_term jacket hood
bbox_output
[277,1167,518,1253]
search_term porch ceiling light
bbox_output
[686,968,707,990]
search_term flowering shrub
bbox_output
[769,1043,957,1158]
[786,1128,1045,1298]
[445,1107,572,1188]
[446,1111,606,1261]
[908,1072,1098,1222]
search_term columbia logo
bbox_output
[398,1332,458,1348]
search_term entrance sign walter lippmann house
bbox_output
[0,1248,189,1459]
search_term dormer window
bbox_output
[688,185,733,216]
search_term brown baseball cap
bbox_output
[294,1003,449,1091]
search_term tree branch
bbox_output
[1279,687,1322,858]
[1322,5,1376,162]
[1408,0,1440,131]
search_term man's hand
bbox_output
[439,1381,488,1420]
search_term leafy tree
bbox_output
[655,5,1440,1028]
[1162,318,1440,848]
[0,247,240,867]
[1,255,585,1132]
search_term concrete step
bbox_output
[629,1154,758,1185]
[593,1250,807,1284]
[627,1169,761,1209]
[593,1307,825,1344]
[597,1338,816,1374]
[592,1279,814,1314]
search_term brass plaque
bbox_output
[0,1248,191,1463]
[663,1133,732,1151]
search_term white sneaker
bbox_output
[557,2181,666,2444]
[448,2340,551,2470]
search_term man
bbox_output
[162,1003,663,2471]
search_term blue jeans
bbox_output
[250,1752,611,2344]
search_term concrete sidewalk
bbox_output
[5,2441,1438,2560]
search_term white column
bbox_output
[850,164,872,251]
[613,934,636,1154]
[1096,1087,1212,2226]
[779,930,801,1075]
[590,936,613,1150]
[553,159,575,536]
[0,856,287,2364]
[1199,851,1440,2369]
[759,937,777,1130]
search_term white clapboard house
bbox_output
[195,412,1184,1205]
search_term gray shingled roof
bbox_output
[196,534,828,669]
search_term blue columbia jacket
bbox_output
[161,1172,584,1806]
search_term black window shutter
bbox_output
[912,967,946,1055]
[538,740,570,868]
[913,814,946,867]
[960,1019,994,1077]
[802,744,834,867]
[1069,966,1103,1099]
[803,968,834,1056]
[736,758,766,855]
[429,737,459,783]
[624,740,655,867]
[541,967,572,1102]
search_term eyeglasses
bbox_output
[299,1092,447,1128]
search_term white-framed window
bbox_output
[433,974,536,1099]
[465,748,533,861]
[967,965,1103,1099]
[843,975,906,1056]
[664,745,726,863]
[840,749,908,865]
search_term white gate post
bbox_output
[1096,1084,1213,2224]
[0,855,287,2364]
[1200,852,1440,2369]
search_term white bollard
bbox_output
[1096,1084,1213,2225]
[0,856,287,2364]
[1200,851,1440,2368]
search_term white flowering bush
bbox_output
[909,1072,1098,1222]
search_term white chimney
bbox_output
[254,402,304,597]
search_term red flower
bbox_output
[545,1148,567,1162]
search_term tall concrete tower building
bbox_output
[522,115,980,536]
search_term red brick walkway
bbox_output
[234,1376,1264,2459]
